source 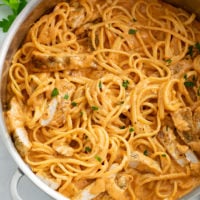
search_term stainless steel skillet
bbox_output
[0,0,200,199]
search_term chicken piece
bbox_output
[52,138,74,157]
[158,126,188,167]
[67,4,85,29]
[52,78,76,102]
[72,163,132,200]
[190,162,200,176]
[171,107,196,145]
[36,172,61,190]
[13,128,32,157]
[72,178,106,200]
[40,98,58,126]
[29,51,95,72]
[171,107,193,133]
[129,151,162,174]
[157,126,199,167]
[6,97,31,156]
[185,149,199,164]
[171,107,200,155]
[6,97,25,132]
[193,106,200,135]
[105,173,132,200]
[169,59,192,78]
[40,79,76,127]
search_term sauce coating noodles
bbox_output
[5,0,200,199]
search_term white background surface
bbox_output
[0,1,200,200]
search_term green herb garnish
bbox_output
[128,28,137,35]
[0,0,27,32]
[122,80,129,89]
[99,81,102,90]
[129,127,134,132]
[161,154,167,157]
[51,88,59,97]
[143,149,148,156]
[71,101,77,107]
[165,59,172,64]
[187,45,194,57]
[91,106,99,111]
[64,94,69,100]
[95,155,102,162]
[184,81,195,88]
[85,146,92,153]
[187,42,200,57]
[120,126,126,129]
[195,42,200,52]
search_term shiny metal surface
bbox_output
[0,0,200,200]
[164,0,200,19]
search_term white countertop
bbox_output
[0,1,199,200]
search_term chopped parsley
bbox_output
[51,88,59,97]
[95,155,102,162]
[120,126,126,129]
[184,81,195,88]
[122,80,129,89]
[71,101,77,107]
[161,154,167,157]
[64,94,69,100]
[129,127,134,132]
[165,58,172,64]
[195,42,200,52]
[187,45,194,57]
[99,81,102,90]
[85,146,92,153]
[183,74,195,88]
[187,42,200,57]
[91,106,99,111]
[128,28,137,35]
[143,149,148,156]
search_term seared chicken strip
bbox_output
[171,107,200,156]
[29,51,95,72]
[72,163,132,200]
[158,125,198,167]
[6,97,31,157]
[129,151,162,174]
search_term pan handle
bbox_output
[10,169,24,200]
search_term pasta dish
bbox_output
[5,0,200,199]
